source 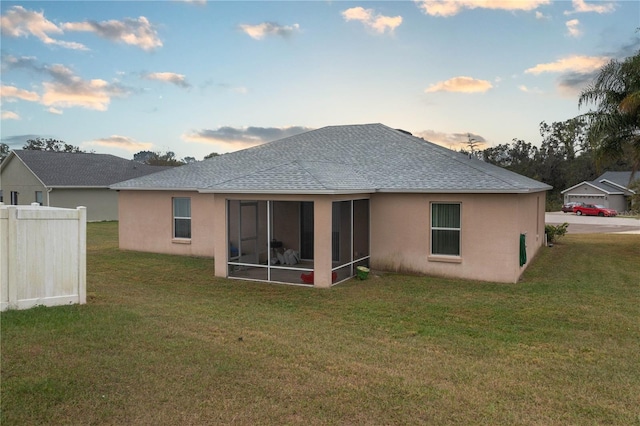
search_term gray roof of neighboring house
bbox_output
[590,180,626,194]
[112,123,552,194]
[562,170,637,195]
[596,171,637,189]
[4,150,171,187]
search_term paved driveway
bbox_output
[546,212,640,234]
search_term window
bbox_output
[10,191,18,205]
[173,198,191,239]
[35,191,43,205]
[431,203,461,256]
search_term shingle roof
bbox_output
[6,150,171,187]
[589,180,626,194]
[596,171,637,190]
[112,124,551,194]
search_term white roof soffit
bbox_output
[561,181,619,195]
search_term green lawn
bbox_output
[2,222,639,425]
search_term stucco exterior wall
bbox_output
[369,192,545,283]
[120,190,545,284]
[49,188,118,221]
[118,190,216,257]
[0,157,46,205]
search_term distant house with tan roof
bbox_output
[112,124,551,286]
[0,150,170,221]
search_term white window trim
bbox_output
[429,202,462,260]
[172,197,192,241]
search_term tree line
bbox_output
[476,117,633,209]
[472,48,639,210]
[1,48,637,211]
[0,139,220,166]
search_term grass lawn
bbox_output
[2,222,639,425]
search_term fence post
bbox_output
[7,206,18,308]
[77,206,87,305]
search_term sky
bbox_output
[1,0,638,161]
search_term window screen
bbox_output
[431,203,460,256]
[173,198,191,239]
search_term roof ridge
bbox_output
[293,160,330,190]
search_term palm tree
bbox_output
[578,50,640,180]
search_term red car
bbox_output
[573,204,618,217]
[562,202,583,213]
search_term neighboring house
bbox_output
[112,124,551,286]
[0,150,170,221]
[561,171,638,213]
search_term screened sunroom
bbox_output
[226,199,370,286]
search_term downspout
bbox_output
[46,187,52,206]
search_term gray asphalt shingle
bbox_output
[597,171,637,190]
[9,150,170,187]
[112,124,551,194]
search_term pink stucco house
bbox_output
[112,124,550,287]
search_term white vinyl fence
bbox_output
[1,203,86,311]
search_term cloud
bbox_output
[63,16,162,51]
[565,19,581,37]
[1,111,21,120]
[518,85,543,94]
[525,55,612,96]
[556,71,599,96]
[230,86,248,94]
[342,7,402,34]
[2,56,132,111]
[1,55,42,72]
[1,7,162,51]
[142,72,190,88]
[39,64,131,111]
[535,11,549,19]
[175,0,207,4]
[415,129,487,149]
[239,22,300,40]
[1,84,40,102]
[416,0,551,17]
[614,36,640,60]
[182,126,313,151]
[565,0,615,15]
[0,6,88,50]
[425,76,493,93]
[47,107,63,115]
[85,135,153,151]
[525,55,609,75]
[217,83,248,94]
